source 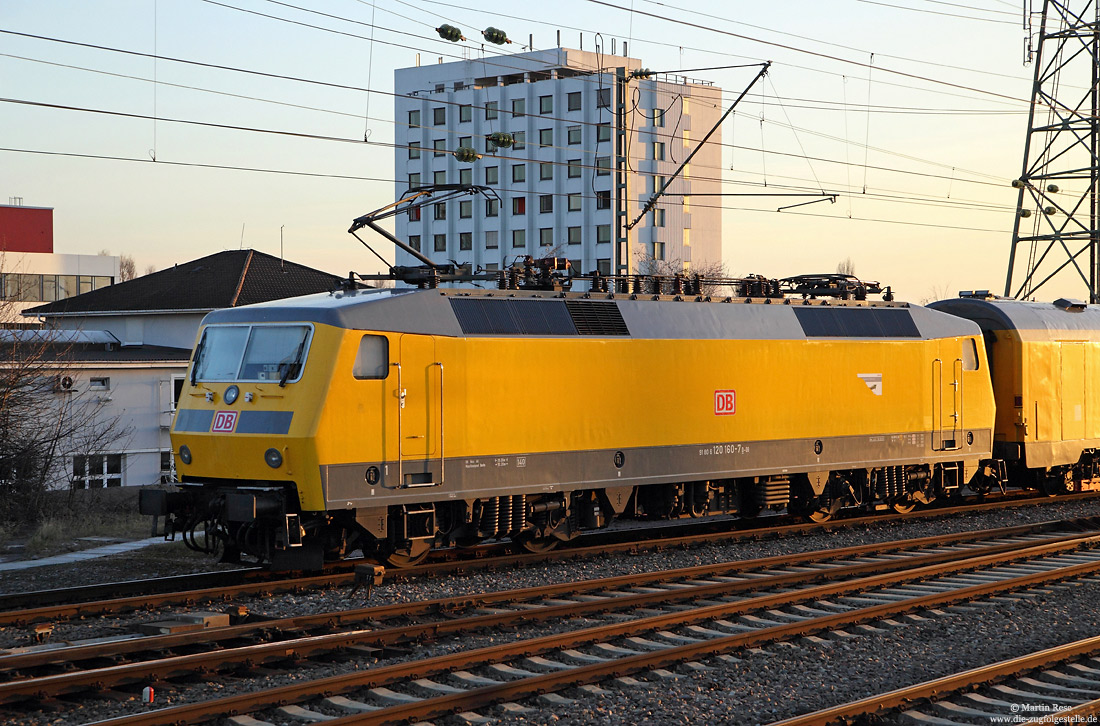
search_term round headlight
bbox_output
[224,385,239,404]
[264,448,283,469]
[178,445,192,465]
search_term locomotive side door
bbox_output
[1061,342,1085,442]
[932,356,962,451]
[396,334,442,487]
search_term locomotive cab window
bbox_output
[962,337,979,371]
[353,335,389,379]
[193,324,313,384]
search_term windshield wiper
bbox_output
[278,336,309,388]
[190,338,205,386]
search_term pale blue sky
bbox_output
[0,1,1049,300]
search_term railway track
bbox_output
[4,517,1100,724]
[3,490,1096,628]
[768,633,1100,725]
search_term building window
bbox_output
[434,202,447,220]
[409,206,421,222]
[652,208,666,227]
[567,159,582,178]
[567,194,582,212]
[408,141,421,159]
[512,164,526,183]
[72,453,123,489]
[485,262,499,271]
[596,190,611,209]
[597,123,611,143]
[434,233,447,252]
[460,200,472,218]
[460,104,472,122]
[512,229,526,248]
[567,125,582,145]
[653,108,665,127]
[596,157,611,175]
[486,198,500,216]
[512,131,526,149]
[539,128,553,147]
[653,142,665,160]
[409,109,421,127]
[460,168,473,185]
[596,224,611,243]
[485,166,498,185]
[597,258,611,275]
[433,170,447,185]
[460,232,472,250]
[568,226,582,245]
[513,197,526,214]
[539,195,554,213]
[539,162,553,181]
[568,91,582,111]
[409,172,421,187]
[539,95,553,114]
[512,98,525,117]
[485,230,499,249]
[539,227,554,246]
[434,139,447,157]
[653,175,667,194]
[458,135,472,149]
[596,88,610,108]
[89,377,110,391]
[433,107,446,125]
[654,241,666,260]
[409,235,421,252]
[485,101,498,120]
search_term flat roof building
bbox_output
[394,47,723,281]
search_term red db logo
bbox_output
[715,390,736,415]
[211,410,238,433]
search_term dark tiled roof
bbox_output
[1,343,191,364]
[25,250,346,316]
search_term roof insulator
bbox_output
[436,24,464,42]
[482,27,510,45]
[631,68,652,79]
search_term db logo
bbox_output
[714,390,736,416]
[211,410,238,433]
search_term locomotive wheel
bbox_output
[891,500,917,514]
[382,542,431,567]
[516,533,559,554]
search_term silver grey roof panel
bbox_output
[930,297,1100,342]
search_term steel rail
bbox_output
[84,537,1100,726]
[4,491,1097,627]
[11,533,1100,711]
[2,521,1088,676]
[766,634,1100,725]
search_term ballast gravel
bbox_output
[2,496,1100,725]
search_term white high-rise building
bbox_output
[393,47,722,280]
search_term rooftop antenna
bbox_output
[1005,0,1100,302]
[239,223,245,250]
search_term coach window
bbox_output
[962,338,979,371]
[353,335,389,379]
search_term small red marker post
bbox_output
[142,686,154,704]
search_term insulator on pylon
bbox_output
[1011,179,1026,189]
[1019,208,1032,218]
[1047,184,1060,193]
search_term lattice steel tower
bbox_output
[1005,1,1100,302]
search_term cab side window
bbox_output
[353,335,389,379]
[962,337,979,371]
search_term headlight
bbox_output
[264,448,283,469]
[224,385,239,404]
[179,445,192,465]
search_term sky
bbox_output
[0,0,1070,302]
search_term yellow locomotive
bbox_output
[141,270,1028,570]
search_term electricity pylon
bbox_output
[1005,0,1100,302]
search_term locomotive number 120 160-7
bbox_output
[699,443,751,457]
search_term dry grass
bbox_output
[20,488,154,558]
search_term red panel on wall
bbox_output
[0,206,54,253]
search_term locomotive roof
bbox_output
[929,297,1100,342]
[202,287,980,341]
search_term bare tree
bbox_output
[836,257,856,276]
[634,252,733,296]
[119,254,136,282]
[0,296,130,518]
[143,264,157,276]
